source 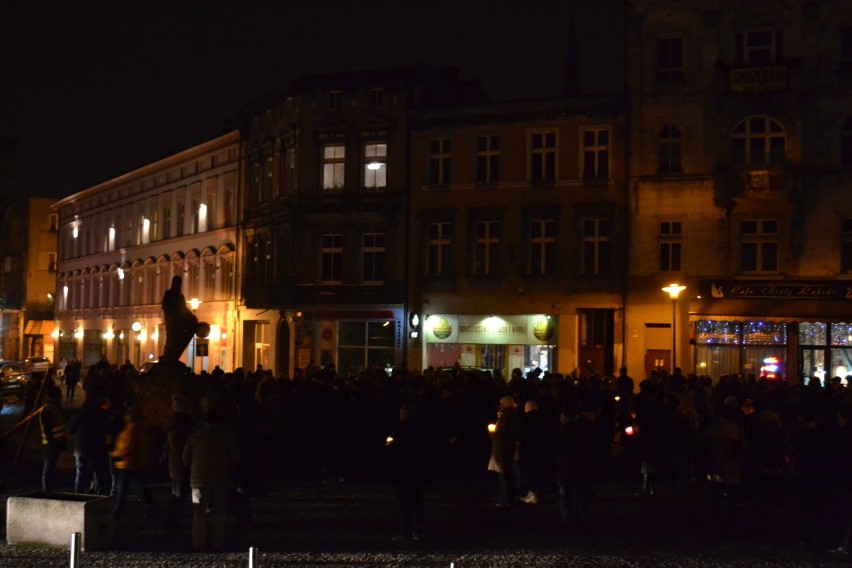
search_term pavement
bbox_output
[2,399,851,566]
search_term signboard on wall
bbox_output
[700,280,852,301]
[424,314,557,345]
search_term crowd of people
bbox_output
[16,358,852,553]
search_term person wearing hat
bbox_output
[39,383,67,492]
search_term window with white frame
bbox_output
[581,218,612,275]
[429,139,452,185]
[322,144,346,190]
[731,116,786,167]
[657,37,684,82]
[363,143,387,188]
[582,127,610,180]
[473,220,499,275]
[736,29,783,66]
[741,219,779,273]
[476,135,501,183]
[529,218,556,275]
[659,221,682,272]
[362,232,386,283]
[530,130,557,182]
[321,233,343,283]
[658,125,682,174]
[426,222,451,276]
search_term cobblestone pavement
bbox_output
[2,474,851,568]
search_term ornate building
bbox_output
[624,0,852,382]
[53,131,240,371]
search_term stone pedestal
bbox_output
[6,492,114,550]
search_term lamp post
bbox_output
[661,283,686,374]
[189,298,200,373]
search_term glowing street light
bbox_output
[661,283,686,373]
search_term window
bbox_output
[658,125,682,174]
[322,144,346,189]
[476,135,501,183]
[151,210,159,241]
[582,127,610,180]
[737,29,783,66]
[48,214,58,232]
[328,90,342,108]
[125,215,134,246]
[581,218,612,275]
[731,116,786,167]
[163,205,172,239]
[657,37,684,82]
[659,221,682,272]
[47,252,57,272]
[741,219,779,272]
[284,147,297,193]
[529,219,556,275]
[429,139,452,185]
[362,233,386,283]
[530,131,556,182]
[192,198,201,234]
[320,233,343,283]
[370,88,384,107]
[473,220,499,275]
[842,219,852,272]
[842,118,852,169]
[177,203,185,236]
[251,161,261,204]
[363,143,387,188]
[426,222,451,276]
[263,155,274,201]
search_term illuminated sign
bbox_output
[701,280,852,301]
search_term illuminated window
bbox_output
[363,143,387,188]
[322,144,346,190]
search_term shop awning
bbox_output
[24,320,55,336]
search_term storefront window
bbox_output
[799,322,827,346]
[695,320,742,344]
[338,321,397,375]
[831,323,852,346]
[695,319,787,381]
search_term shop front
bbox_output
[421,314,558,377]
[693,280,852,384]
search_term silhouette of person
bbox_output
[161,276,199,365]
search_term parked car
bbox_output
[0,360,31,400]
[137,360,158,376]
[24,356,51,374]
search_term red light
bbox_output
[625,426,635,436]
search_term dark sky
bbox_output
[0,0,624,202]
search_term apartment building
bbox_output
[241,65,487,375]
[53,131,240,371]
[625,0,852,382]
[407,97,628,377]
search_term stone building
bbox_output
[53,131,240,371]
[0,197,58,361]
[624,0,852,383]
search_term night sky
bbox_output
[0,0,624,202]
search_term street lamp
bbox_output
[188,298,201,373]
[661,283,686,374]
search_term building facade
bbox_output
[241,65,487,376]
[53,131,241,371]
[625,0,852,383]
[407,97,628,378]
[0,197,58,361]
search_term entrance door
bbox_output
[645,349,670,380]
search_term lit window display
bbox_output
[799,322,852,385]
[694,319,786,381]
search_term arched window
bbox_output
[658,125,682,174]
[731,116,786,166]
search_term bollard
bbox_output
[69,532,82,568]
[248,545,259,568]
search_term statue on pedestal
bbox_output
[160,276,199,366]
